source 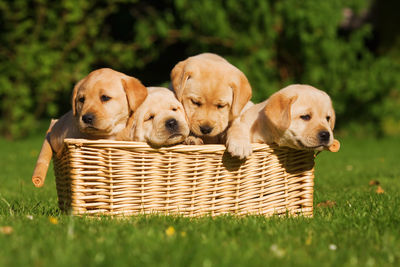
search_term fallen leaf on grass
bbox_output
[317,200,336,208]
[369,180,380,186]
[0,226,13,235]
[369,180,385,193]
[376,186,385,194]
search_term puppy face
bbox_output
[72,68,147,137]
[133,87,189,147]
[263,84,335,150]
[171,53,252,138]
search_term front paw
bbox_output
[226,137,252,159]
[184,136,204,145]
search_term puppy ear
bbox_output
[71,77,87,116]
[263,92,298,138]
[132,110,145,142]
[230,73,252,119]
[170,60,191,101]
[122,77,148,112]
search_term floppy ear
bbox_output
[122,77,148,112]
[230,73,252,119]
[170,60,191,101]
[263,92,298,138]
[131,109,145,142]
[71,77,87,116]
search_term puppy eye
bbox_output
[300,115,311,121]
[326,116,331,122]
[78,97,85,103]
[101,95,111,102]
[172,108,178,112]
[191,99,202,107]
[216,104,226,109]
[145,115,154,121]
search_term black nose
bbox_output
[82,113,94,125]
[318,131,330,143]
[165,118,178,132]
[200,125,213,135]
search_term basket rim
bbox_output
[63,138,278,153]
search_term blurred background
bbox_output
[0,0,399,139]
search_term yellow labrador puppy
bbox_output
[226,84,336,159]
[170,53,252,144]
[32,68,147,187]
[48,68,148,156]
[131,87,189,147]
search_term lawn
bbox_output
[0,132,399,267]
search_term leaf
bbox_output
[376,186,385,194]
[369,180,380,186]
[0,226,13,235]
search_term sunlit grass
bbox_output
[0,134,399,266]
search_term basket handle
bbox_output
[31,119,57,188]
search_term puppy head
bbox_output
[133,87,189,147]
[170,53,252,138]
[263,84,335,150]
[72,68,147,137]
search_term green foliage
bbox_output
[0,0,142,138]
[1,0,399,138]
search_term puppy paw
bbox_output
[226,137,252,159]
[184,136,204,145]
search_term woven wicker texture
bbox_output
[53,139,315,217]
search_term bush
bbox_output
[0,0,399,138]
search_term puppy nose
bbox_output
[82,113,94,125]
[318,131,330,143]
[165,118,178,132]
[200,125,213,135]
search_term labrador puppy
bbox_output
[32,68,147,187]
[226,84,336,159]
[170,53,252,144]
[130,87,189,147]
[48,68,147,156]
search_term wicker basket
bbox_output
[53,139,316,217]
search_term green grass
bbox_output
[1,133,400,267]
